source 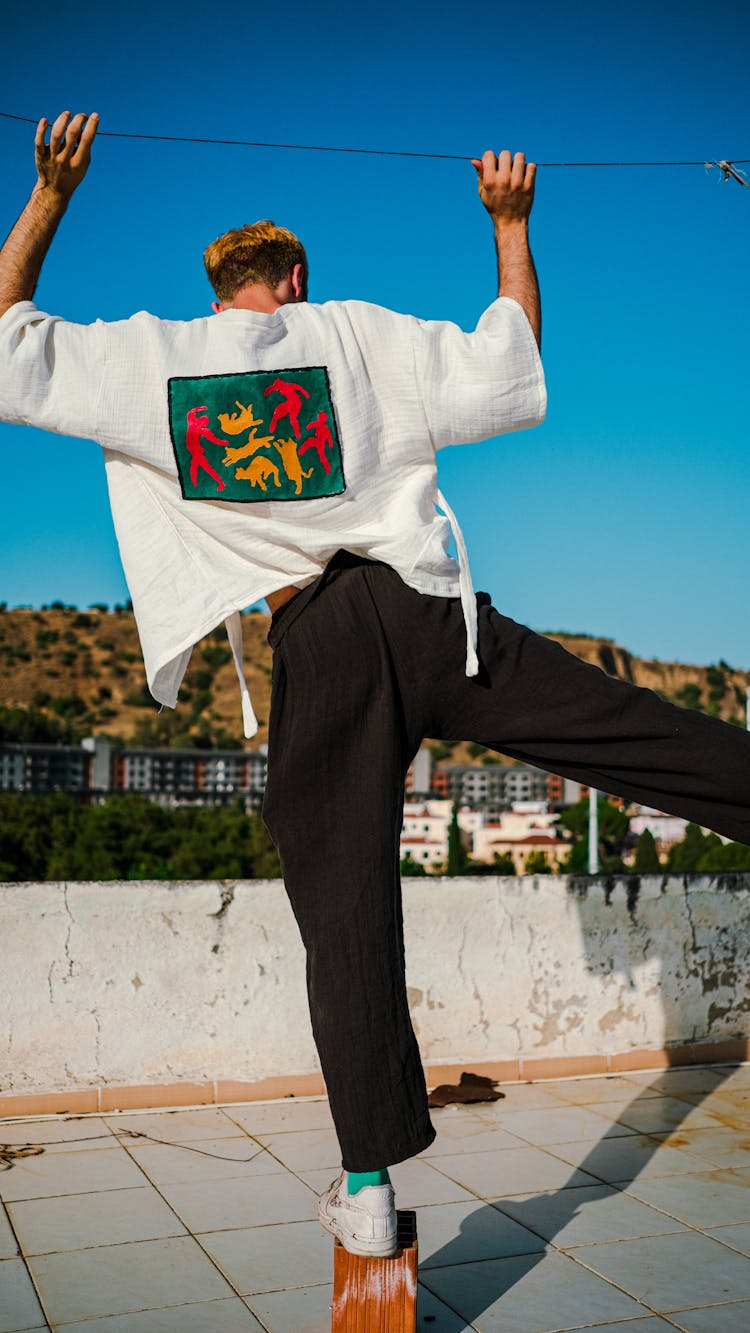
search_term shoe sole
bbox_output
[318,1203,398,1258]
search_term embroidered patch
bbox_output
[168,367,345,502]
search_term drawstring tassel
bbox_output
[436,488,479,676]
[225,611,258,739]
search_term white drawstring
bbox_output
[224,495,476,738]
[225,611,259,739]
[435,488,479,676]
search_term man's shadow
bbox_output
[418,1061,740,1326]
[415,871,749,1326]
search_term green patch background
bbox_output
[168,367,345,502]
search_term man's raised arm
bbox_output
[471,149,541,350]
[0,111,98,318]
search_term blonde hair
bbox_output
[203,220,308,302]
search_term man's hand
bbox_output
[471,150,536,225]
[34,111,99,201]
[0,111,99,316]
[471,149,541,348]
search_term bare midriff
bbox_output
[266,584,302,615]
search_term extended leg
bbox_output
[379,578,750,844]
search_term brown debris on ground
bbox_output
[428,1071,506,1107]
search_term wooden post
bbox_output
[331,1210,418,1332]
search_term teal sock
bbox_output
[347,1168,391,1194]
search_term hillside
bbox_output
[0,607,747,757]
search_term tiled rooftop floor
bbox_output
[3,1064,750,1330]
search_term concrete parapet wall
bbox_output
[2,874,750,1105]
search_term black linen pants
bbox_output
[262,551,750,1171]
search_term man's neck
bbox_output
[227,282,285,313]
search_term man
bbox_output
[1,112,749,1260]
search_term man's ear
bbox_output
[211,299,225,313]
[291,263,306,301]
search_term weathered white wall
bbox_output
[2,874,750,1095]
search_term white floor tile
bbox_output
[422,1117,526,1155]
[650,1126,750,1170]
[671,1299,750,1331]
[0,1205,19,1260]
[572,1230,750,1312]
[245,1281,334,1332]
[706,1222,750,1258]
[549,1075,663,1105]
[390,1156,477,1205]
[493,1183,686,1247]
[8,1185,186,1256]
[420,1248,646,1332]
[26,1235,234,1324]
[429,1145,599,1198]
[488,1104,633,1145]
[0,1147,148,1203]
[416,1281,476,1330]
[416,1199,545,1268]
[0,1117,114,1152]
[105,1108,247,1143]
[198,1219,331,1294]
[624,1168,750,1228]
[223,1099,335,1136]
[594,1095,731,1136]
[0,1256,46,1332]
[252,1127,342,1172]
[124,1137,283,1186]
[546,1133,712,1183]
[159,1169,318,1232]
[468,1083,571,1113]
[59,1295,266,1331]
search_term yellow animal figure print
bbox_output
[272,437,315,495]
[235,456,282,491]
[222,428,276,467]
[218,401,263,436]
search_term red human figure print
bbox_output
[299,410,335,475]
[185,406,227,492]
[264,378,311,439]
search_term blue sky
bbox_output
[1,0,748,667]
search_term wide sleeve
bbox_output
[412,296,547,450]
[0,300,108,442]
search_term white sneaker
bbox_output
[318,1170,397,1257]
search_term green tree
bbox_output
[400,852,428,877]
[524,849,553,874]
[558,796,629,872]
[427,739,454,762]
[697,840,750,872]
[675,682,702,711]
[492,851,516,875]
[633,828,661,872]
[201,645,231,669]
[446,804,470,876]
[0,792,283,882]
[466,742,486,758]
[666,822,709,873]
[0,705,76,744]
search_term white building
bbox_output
[472,802,568,872]
[400,800,476,869]
[628,806,690,855]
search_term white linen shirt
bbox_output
[0,295,546,735]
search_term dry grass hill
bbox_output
[0,607,747,761]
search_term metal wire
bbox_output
[1,111,747,168]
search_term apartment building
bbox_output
[0,736,268,808]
